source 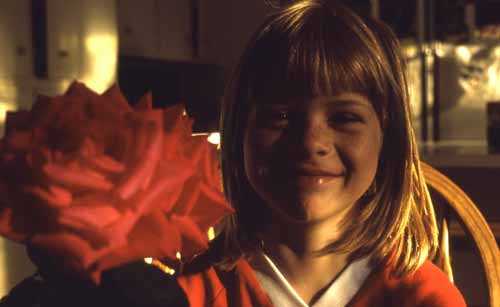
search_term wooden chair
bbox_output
[421,162,500,306]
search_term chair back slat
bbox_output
[421,162,500,307]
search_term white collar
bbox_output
[250,252,372,307]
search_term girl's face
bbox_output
[243,92,383,224]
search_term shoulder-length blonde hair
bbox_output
[219,0,438,278]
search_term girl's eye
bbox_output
[329,112,363,125]
[255,109,289,129]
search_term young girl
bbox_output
[1,1,465,306]
[177,0,466,306]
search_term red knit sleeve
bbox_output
[405,261,466,307]
[349,260,467,307]
[177,259,273,307]
[177,267,228,307]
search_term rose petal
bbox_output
[101,83,132,114]
[171,182,201,215]
[128,118,150,161]
[78,138,100,158]
[134,91,153,110]
[4,110,31,133]
[26,146,52,168]
[94,214,181,271]
[85,154,125,174]
[170,214,208,259]
[0,207,27,241]
[163,105,190,133]
[30,95,64,129]
[154,184,184,214]
[185,182,234,231]
[25,185,72,208]
[43,163,113,191]
[31,231,103,270]
[134,162,195,214]
[65,81,96,99]
[4,130,32,152]
[116,116,163,199]
[59,205,121,229]
[101,210,138,246]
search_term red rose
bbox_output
[0,81,233,283]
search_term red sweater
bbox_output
[177,259,466,307]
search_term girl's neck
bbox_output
[259,216,351,304]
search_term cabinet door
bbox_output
[198,0,270,67]
[0,0,32,79]
[117,0,158,58]
[46,0,83,79]
[158,0,192,60]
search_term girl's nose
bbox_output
[301,121,334,158]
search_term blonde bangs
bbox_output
[244,2,388,120]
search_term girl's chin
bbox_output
[267,200,350,225]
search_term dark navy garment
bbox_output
[0,260,189,307]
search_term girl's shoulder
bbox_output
[401,261,466,306]
[349,260,466,307]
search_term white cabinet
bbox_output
[0,0,117,101]
[0,0,32,79]
[46,0,84,79]
[158,0,192,60]
[117,0,192,60]
[0,0,33,133]
[117,0,158,58]
[39,0,117,94]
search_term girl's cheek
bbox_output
[247,122,282,149]
[254,130,282,148]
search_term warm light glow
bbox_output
[455,46,472,62]
[81,34,117,93]
[0,101,17,137]
[487,66,500,98]
[0,83,17,102]
[0,238,7,297]
[207,133,220,145]
[207,226,215,241]
[144,257,175,275]
[175,252,182,260]
[0,101,16,123]
[403,44,418,58]
[434,42,446,57]
[0,79,19,136]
